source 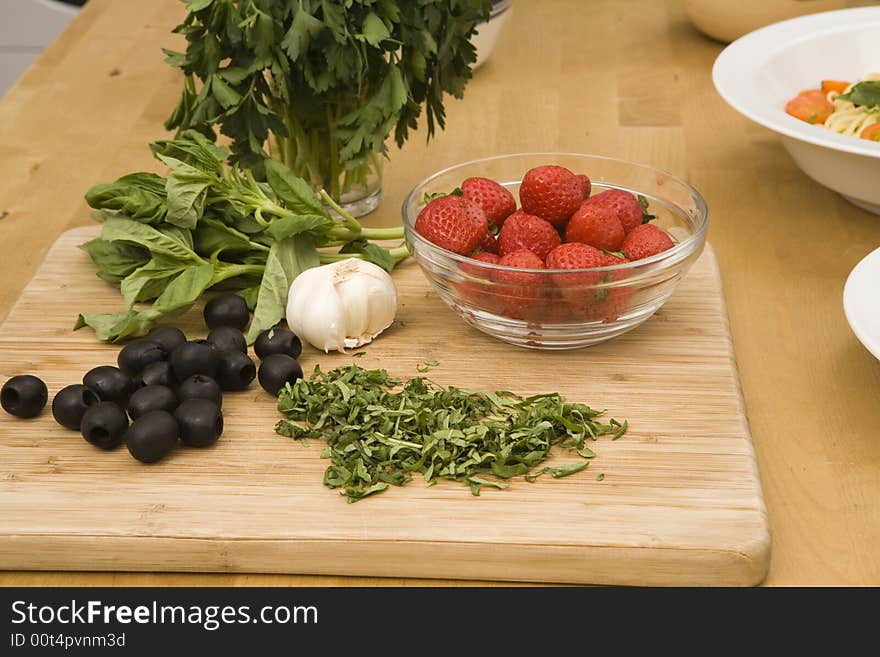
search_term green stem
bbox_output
[360,226,405,240]
[211,263,265,284]
[319,244,410,265]
[320,189,362,233]
[327,103,340,201]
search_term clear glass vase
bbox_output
[273,123,384,219]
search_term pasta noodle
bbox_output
[823,73,880,137]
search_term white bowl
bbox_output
[472,0,512,69]
[684,0,845,44]
[712,7,880,214]
[844,246,880,361]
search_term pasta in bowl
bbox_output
[713,7,880,214]
[785,74,880,140]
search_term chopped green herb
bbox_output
[596,473,605,481]
[352,352,367,359]
[275,364,627,501]
[808,113,818,124]
[416,359,440,372]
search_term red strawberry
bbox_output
[621,223,674,260]
[577,174,592,198]
[589,189,650,234]
[460,251,500,276]
[461,177,516,228]
[519,165,583,226]
[565,200,626,251]
[457,252,501,312]
[415,195,488,255]
[594,254,632,323]
[497,211,561,260]
[545,243,606,312]
[494,250,546,319]
[475,230,499,255]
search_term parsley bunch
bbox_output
[276,364,628,501]
[164,0,491,202]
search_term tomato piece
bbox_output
[821,80,850,95]
[860,123,880,142]
[785,90,834,125]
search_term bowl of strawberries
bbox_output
[402,153,709,349]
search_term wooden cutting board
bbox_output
[0,227,769,586]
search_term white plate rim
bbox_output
[712,7,880,160]
[843,245,880,361]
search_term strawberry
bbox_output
[497,211,561,260]
[545,244,632,323]
[577,174,592,198]
[565,199,626,251]
[457,252,501,312]
[518,165,583,227]
[461,177,516,228]
[545,242,607,283]
[460,251,500,276]
[415,195,488,255]
[621,223,674,261]
[475,230,499,255]
[589,189,652,234]
[494,250,546,319]
[593,254,632,323]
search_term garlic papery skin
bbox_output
[286,258,398,353]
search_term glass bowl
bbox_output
[401,153,709,349]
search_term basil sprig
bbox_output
[276,364,627,501]
[77,131,407,343]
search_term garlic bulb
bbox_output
[286,258,397,353]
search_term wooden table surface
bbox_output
[0,0,877,587]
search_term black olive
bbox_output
[203,294,250,330]
[206,326,247,354]
[1,375,48,418]
[174,399,223,448]
[177,374,223,408]
[117,339,166,376]
[257,354,303,396]
[169,340,219,382]
[146,326,187,356]
[254,327,302,360]
[126,410,179,464]
[127,385,178,421]
[80,401,129,449]
[135,361,174,388]
[83,365,134,405]
[51,384,100,430]
[216,351,256,392]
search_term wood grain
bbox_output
[0,227,768,586]
[0,0,877,586]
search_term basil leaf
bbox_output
[84,172,168,224]
[120,257,186,308]
[152,262,215,314]
[266,213,336,242]
[194,217,269,255]
[79,239,149,283]
[74,309,160,343]
[264,159,327,216]
[838,80,880,108]
[339,239,397,272]
[101,217,203,263]
[164,173,210,229]
[246,235,320,343]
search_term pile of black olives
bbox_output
[1,293,306,465]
